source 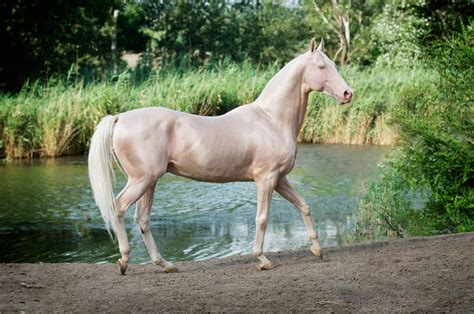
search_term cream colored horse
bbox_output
[89,38,352,275]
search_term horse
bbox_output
[88,38,353,275]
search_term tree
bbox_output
[311,0,353,65]
[0,0,122,92]
[139,1,309,68]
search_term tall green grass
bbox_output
[0,61,275,158]
[0,60,436,159]
[300,65,437,145]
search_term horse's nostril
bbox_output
[344,90,353,100]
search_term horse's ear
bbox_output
[317,38,325,52]
[309,37,317,53]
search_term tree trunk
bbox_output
[312,0,351,65]
[111,10,119,75]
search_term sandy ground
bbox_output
[1,232,473,312]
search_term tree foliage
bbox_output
[139,1,310,67]
[0,1,472,91]
[0,1,310,91]
[0,0,122,92]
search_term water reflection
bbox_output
[0,145,388,263]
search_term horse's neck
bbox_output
[255,54,310,140]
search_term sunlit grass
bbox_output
[300,64,437,145]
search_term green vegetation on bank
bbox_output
[0,61,436,158]
[0,61,273,158]
[348,25,474,241]
[300,65,436,145]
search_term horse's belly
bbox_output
[167,156,254,183]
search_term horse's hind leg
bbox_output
[115,178,153,275]
[134,184,178,273]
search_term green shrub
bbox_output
[350,22,474,241]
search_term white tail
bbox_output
[88,115,118,237]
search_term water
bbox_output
[0,144,388,264]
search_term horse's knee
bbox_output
[255,217,268,230]
[300,204,311,217]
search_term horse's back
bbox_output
[111,106,253,180]
[112,107,181,178]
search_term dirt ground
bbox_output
[1,233,473,312]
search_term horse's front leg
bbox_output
[275,176,322,259]
[253,173,278,270]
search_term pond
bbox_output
[0,144,388,264]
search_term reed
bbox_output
[299,65,437,144]
[0,61,436,159]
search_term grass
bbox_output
[300,65,437,145]
[0,61,275,158]
[0,60,437,159]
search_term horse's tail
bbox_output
[88,115,119,237]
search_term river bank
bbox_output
[1,232,472,311]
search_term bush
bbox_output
[350,22,474,241]
[371,4,429,67]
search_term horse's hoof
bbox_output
[258,262,274,270]
[311,247,323,260]
[118,258,128,275]
[164,264,178,273]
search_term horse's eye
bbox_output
[318,65,325,70]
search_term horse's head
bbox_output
[303,38,353,104]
